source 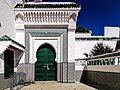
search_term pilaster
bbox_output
[67,18,76,82]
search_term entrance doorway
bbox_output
[4,50,14,78]
[35,44,56,81]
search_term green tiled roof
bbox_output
[14,3,80,8]
[0,35,25,48]
[0,35,11,40]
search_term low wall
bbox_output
[18,62,75,83]
[85,65,120,90]
[17,63,35,82]
[75,65,87,83]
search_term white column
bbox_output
[68,18,76,62]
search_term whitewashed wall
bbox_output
[16,30,25,45]
[15,0,22,3]
[0,58,4,73]
[104,27,120,37]
[75,33,91,38]
[75,40,117,59]
[16,29,25,63]
[29,36,61,63]
[0,0,16,38]
[0,0,19,74]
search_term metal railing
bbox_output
[87,57,120,65]
[10,72,26,90]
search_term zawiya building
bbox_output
[15,0,80,82]
[0,0,119,89]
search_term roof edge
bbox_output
[0,35,25,49]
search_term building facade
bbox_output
[14,1,80,82]
[0,0,120,89]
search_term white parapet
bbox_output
[104,26,120,38]
[23,11,70,24]
[14,2,80,26]
[75,33,91,38]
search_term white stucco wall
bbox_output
[15,0,23,3]
[16,30,25,45]
[29,36,61,63]
[75,40,117,59]
[0,0,16,38]
[68,30,75,62]
[0,58,4,74]
[19,53,25,63]
[68,18,76,62]
[75,60,86,70]
[104,27,120,37]
[75,33,91,38]
[15,29,25,63]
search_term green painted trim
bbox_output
[0,35,25,48]
[30,32,63,35]
[14,3,80,8]
[35,39,58,40]
[0,35,11,40]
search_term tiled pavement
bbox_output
[20,82,98,90]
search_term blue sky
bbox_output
[30,0,120,36]
[75,0,120,36]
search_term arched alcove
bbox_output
[35,43,57,81]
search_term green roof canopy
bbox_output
[14,3,80,8]
[0,35,11,40]
[0,35,25,48]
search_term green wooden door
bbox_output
[4,50,14,78]
[35,47,56,81]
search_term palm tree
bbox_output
[90,43,113,56]
[83,53,89,57]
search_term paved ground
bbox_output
[20,82,98,90]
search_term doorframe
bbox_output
[4,49,14,78]
[25,27,68,82]
[35,43,57,81]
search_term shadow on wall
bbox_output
[75,66,87,83]
[80,65,120,90]
[80,66,87,83]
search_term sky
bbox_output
[30,0,120,36]
[75,0,120,36]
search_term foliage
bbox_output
[83,53,89,57]
[75,26,90,33]
[90,43,113,56]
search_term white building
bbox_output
[0,0,120,89]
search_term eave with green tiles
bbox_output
[0,35,25,49]
[14,3,80,9]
